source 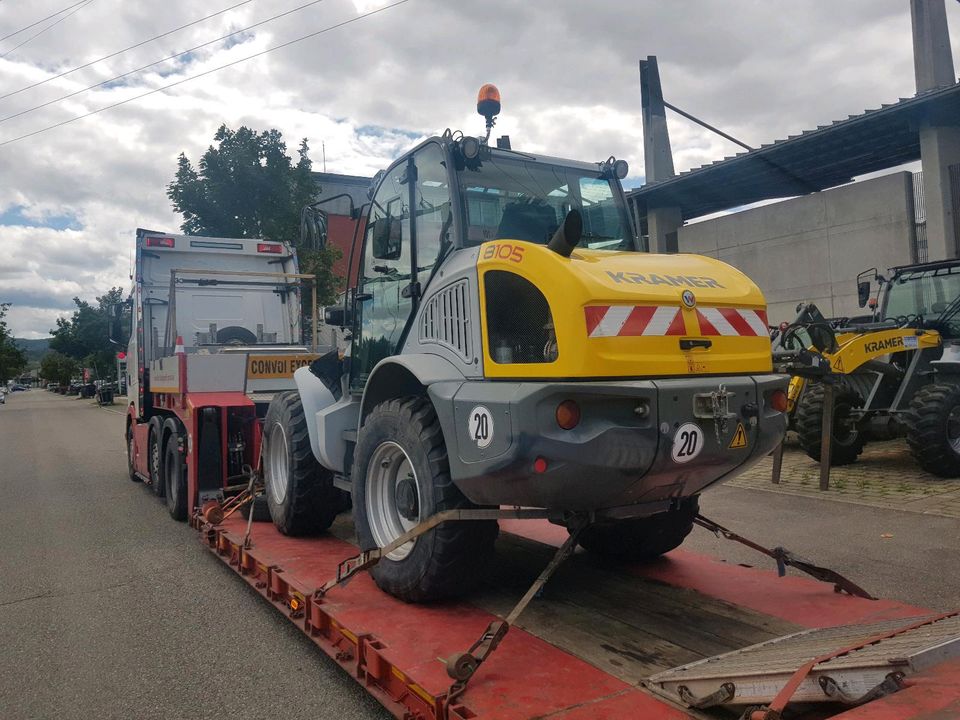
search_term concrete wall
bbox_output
[678,172,917,324]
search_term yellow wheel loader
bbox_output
[263,86,790,602]
[784,260,960,476]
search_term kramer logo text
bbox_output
[606,271,724,289]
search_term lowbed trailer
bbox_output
[191,511,960,720]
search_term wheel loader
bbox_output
[786,259,960,477]
[262,86,789,602]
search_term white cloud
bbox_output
[0,0,958,337]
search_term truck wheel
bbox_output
[125,421,139,482]
[353,397,498,603]
[147,417,165,497]
[906,383,960,478]
[795,383,866,465]
[576,497,699,561]
[263,392,345,536]
[163,420,188,521]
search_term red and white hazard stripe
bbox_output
[696,307,768,337]
[585,305,769,338]
[585,305,685,337]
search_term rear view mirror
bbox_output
[856,268,877,308]
[107,303,121,345]
[372,217,402,260]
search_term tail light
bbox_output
[145,236,175,248]
[769,389,788,413]
[556,400,581,430]
[257,243,283,254]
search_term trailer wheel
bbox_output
[125,420,139,482]
[576,496,699,561]
[147,417,164,497]
[263,391,345,536]
[795,382,866,465]
[163,419,188,521]
[353,397,498,603]
[905,383,960,478]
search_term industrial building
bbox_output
[630,0,960,322]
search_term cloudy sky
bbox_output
[1,0,958,338]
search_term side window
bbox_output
[413,143,453,274]
[366,165,411,266]
[352,163,413,386]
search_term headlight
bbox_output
[484,270,557,364]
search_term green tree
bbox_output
[0,303,27,384]
[39,351,78,386]
[49,288,124,381]
[167,126,342,304]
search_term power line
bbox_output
[0,0,88,43]
[0,0,257,101]
[0,0,94,60]
[0,0,329,125]
[0,0,412,149]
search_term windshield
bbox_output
[458,155,634,250]
[883,266,960,319]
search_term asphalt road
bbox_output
[0,391,957,719]
[0,390,389,720]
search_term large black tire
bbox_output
[147,416,165,497]
[906,383,960,478]
[262,392,346,536]
[353,397,498,603]
[577,496,699,561]
[125,421,139,482]
[163,419,188,521]
[795,383,866,465]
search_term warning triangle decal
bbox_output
[833,356,844,372]
[729,423,748,449]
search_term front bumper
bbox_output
[429,374,788,514]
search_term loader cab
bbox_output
[348,135,636,390]
[880,260,960,337]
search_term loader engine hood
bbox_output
[477,240,772,378]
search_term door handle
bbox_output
[354,292,373,302]
[680,338,712,350]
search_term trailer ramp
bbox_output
[649,614,960,710]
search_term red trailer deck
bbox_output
[194,514,960,720]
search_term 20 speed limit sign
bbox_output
[671,423,703,463]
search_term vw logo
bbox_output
[681,290,696,308]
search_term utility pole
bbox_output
[912,0,960,259]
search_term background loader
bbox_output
[786,259,960,477]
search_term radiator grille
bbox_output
[419,280,472,361]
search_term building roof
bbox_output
[628,82,960,220]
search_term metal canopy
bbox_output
[629,82,960,221]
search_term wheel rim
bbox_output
[833,400,859,447]
[948,406,960,453]
[266,423,291,505]
[365,441,421,561]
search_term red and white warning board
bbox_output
[584,305,768,338]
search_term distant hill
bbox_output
[14,337,51,363]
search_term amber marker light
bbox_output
[476,83,501,118]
